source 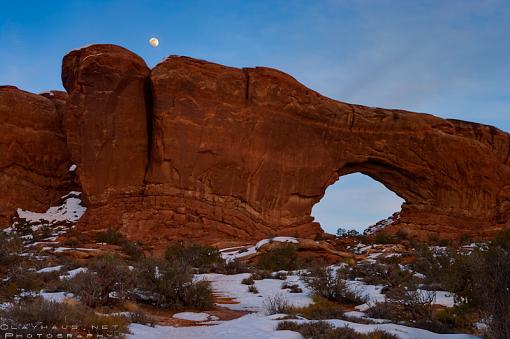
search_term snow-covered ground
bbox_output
[1,194,480,339]
[197,272,312,312]
[130,309,479,339]
[128,271,478,339]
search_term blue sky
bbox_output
[1,0,509,233]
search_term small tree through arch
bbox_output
[312,173,404,235]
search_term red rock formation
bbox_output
[57,45,510,249]
[0,86,73,226]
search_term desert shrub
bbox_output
[96,227,126,245]
[292,297,345,320]
[372,232,397,244]
[273,271,288,280]
[133,258,214,309]
[241,275,255,285]
[277,320,335,338]
[251,270,273,280]
[365,301,402,320]
[0,232,23,273]
[491,227,510,249]
[248,285,259,294]
[10,219,34,236]
[1,267,62,301]
[353,261,415,288]
[477,232,510,338]
[66,254,134,307]
[178,280,215,310]
[60,238,80,247]
[443,252,481,306]
[165,243,224,271]
[9,219,54,242]
[303,266,367,305]
[257,244,300,271]
[122,240,145,261]
[128,310,155,326]
[411,246,453,289]
[263,293,291,315]
[281,281,303,293]
[367,289,436,325]
[277,321,398,339]
[0,298,129,338]
[459,233,473,245]
[433,306,472,331]
[413,245,482,306]
[411,231,510,337]
[215,258,251,275]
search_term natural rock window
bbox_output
[312,173,404,235]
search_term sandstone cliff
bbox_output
[0,86,73,226]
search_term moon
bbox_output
[149,37,159,47]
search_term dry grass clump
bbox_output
[277,320,398,339]
[263,293,292,315]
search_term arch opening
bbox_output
[312,173,405,235]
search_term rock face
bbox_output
[56,44,510,249]
[2,44,510,248]
[0,86,73,226]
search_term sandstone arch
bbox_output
[3,44,506,248]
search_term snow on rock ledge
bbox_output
[220,237,299,261]
[16,191,86,225]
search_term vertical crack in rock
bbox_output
[349,105,356,131]
[143,74,154,181]
[242,68,250,104]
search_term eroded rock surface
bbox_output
[0,86,73,226]
[62,44,150,205]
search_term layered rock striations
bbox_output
[2,44,510,248]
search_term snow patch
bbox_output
[36,265,63,273]
[60,267,88,280]
[173,312,211,322]
[39,291,74,303]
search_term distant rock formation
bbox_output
[2,44,510,249]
